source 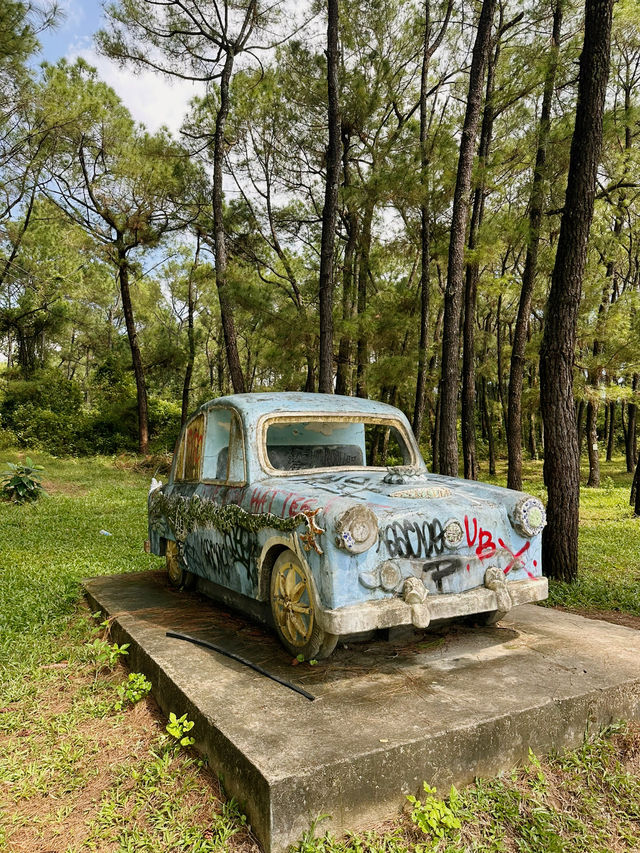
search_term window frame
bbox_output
[256,412,422,477]
[171,408,247,486]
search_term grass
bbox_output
[1,447,640,851]
[480,455,640,618]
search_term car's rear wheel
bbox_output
[165,539,196,590]
[270,550,338,659]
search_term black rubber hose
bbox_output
[165,630,316,701]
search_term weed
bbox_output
[407,782,461,842]
[114,671,152,710]
[83,637,129,673]
[166,712,195,747]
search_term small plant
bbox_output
[114,672,152,710]
[407,782,461,840]
[166,712,195,747]
[294,654,318,666]
[1,457,46,503]
[84,637,129,672]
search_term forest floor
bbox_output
[1,450,640,852]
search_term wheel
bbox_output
[270,550,338,659]
[165,539,196,590]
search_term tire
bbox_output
[165,539,196,590]
[270,550,338,659]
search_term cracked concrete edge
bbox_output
[265,679,640,847]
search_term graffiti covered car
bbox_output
[147,392,548,659]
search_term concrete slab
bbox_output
[84,570,640,853]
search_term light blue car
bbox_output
[147,392,548,658]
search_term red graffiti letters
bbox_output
[464,516,496,561]
[465,515,531,573]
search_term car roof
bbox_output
[199,392,407,420]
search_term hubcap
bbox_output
[272,561,313,646]
[166,541,182,585]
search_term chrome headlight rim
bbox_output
[335,505,378,553]
[514,496,547,538]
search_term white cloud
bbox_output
[68,46,204,136]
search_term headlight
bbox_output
[513,497,547,537]
[379,560,402,591]
[443,519,464,548]
[335,506,378,553]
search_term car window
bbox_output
[174,413,205,481]
[264,418,414,471]
[202,409,245,483]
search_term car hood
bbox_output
[256,469,533,518]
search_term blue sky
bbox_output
[39,0,104,63]
[35,0,199,135]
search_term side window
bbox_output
[174,413,205,482]
[202,409,245,483]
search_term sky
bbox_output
[36,0,202,135]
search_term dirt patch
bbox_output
[553,606,640,630]
[0,638,260,853]
[41,479,89,497]
[113,453,172,475]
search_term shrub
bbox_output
[1,456,46,503]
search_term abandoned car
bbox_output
[147,392,548,658]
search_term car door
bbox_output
[176,407,254,597]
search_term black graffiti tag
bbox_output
[378,518,446,559]
[186,525,254,585]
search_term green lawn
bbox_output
[2,449,640,852]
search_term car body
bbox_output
[147,392,548,658]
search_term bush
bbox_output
[0,365,184,456]
[148,397,182,453]
[0,370,88,454]
[1,456,46,503]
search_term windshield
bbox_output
[262,417,419,472]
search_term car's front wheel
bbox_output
[270,550,338,659]
[165,539,196,590]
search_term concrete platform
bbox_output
[84,570,640,852]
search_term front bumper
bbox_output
[316,576,548,635]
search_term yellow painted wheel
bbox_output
[270,550,338,659]
[165,540,196,590]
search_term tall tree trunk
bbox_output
[181,237,200,426]
[356,203,373,399]
[413,0,452,440]
[626,374,638,471]
[585,400,600,486]
[631,448,640,513]
[606,400,615,462]
[432,390,441,473]
[577,399,586,456]
[214,53,245,393]
[412,12,432,443]
[118,247,149,454]
[318,0,341,394]
[481,377,496,477]
[336,126,358,397]
[439,0,496,476]
[462,26,499,480]
[507,1,563,490]
[529,412,537,459]
[539,0,614,582]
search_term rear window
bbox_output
[264,418,414,471]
